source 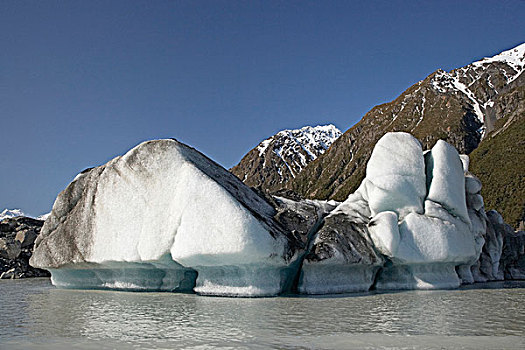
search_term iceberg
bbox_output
[371,135,482,290]
[298,182,384,294]
[300,133,484,293]
[30,132,513,296]
[31,139,300,296]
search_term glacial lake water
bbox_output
[2,278,525,349]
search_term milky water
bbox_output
[2,279,525,349]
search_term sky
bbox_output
[1,0,524,216]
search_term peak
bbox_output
[278,124,341,135]
[251,124,343,179]
[472,42,525,71]
[487,42,525,60]
[0,208,49,221]
[0,208,26,220]
[256,124,342,156]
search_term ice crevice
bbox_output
[287,206,333,294]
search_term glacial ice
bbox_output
[31,139,296,296]
[30,132,505,296]
[425,140,470,224]
[49,257,197,292]
[299,264,381,294]
[365,132,426,219]
[395,212,475,263]
[368,211,400,257]
[300,132,484,293]
[298,182,383,294]
[371,136,480,290]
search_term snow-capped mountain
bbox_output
[231,125,341,191]
[0,208,26,220]
[430,43,525,136]
[283,43,523,228]
[0,208,49,221]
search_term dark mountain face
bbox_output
[469,96,525,230]
[230,125,341,192]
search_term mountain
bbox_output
[469,113,525,229]
[289,43,524,202]
[232,43,524,228]
[0,209,26,220]
[230,125,341,192]
[0,208,49,221]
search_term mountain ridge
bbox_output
[232,43,525,228]
[0,209,49,221]
[230,124,341,192]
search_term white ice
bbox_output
[370,137,481,290]
[37,139,291,296]
[365,132,426,219]
[33,133,490,296]
[298,133,485,293]
[368,211,400,257]
[425,140,470,224]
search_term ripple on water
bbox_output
[1,278,525,349]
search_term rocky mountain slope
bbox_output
[231,43,524,227]
[470,111,525,229]
[231,125,341,192]
[289,43,524,201]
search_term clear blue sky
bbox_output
[1,0,524,216]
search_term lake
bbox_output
[1,278,525,349]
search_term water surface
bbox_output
[2,278,525,349]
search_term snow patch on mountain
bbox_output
[472,43,525,83]
[257,139,272,157]
[0,209,26,220]
[430,42,525,136]
[432,70,485,124]
[0,208,49,221]
[256,124,342,179]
